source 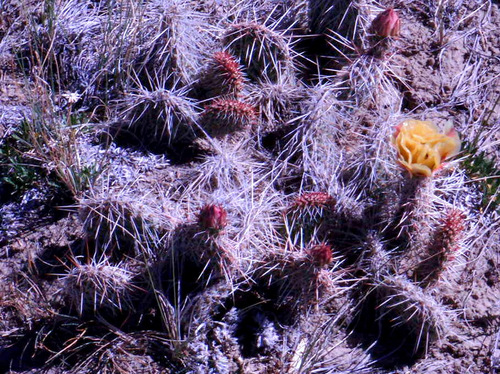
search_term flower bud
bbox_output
[308,243,333,268]
[371,8,401,38]
[198,204,228,232]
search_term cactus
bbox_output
[79,196,158,261]
[116,82,198,149]
[375,275,450,353]
[414,209,466,286]
[308,0,358,37]
[196,51,245,100]
[62,260,135,317]
[247,78,303,135]
[352,274,451,363]
[254,251,330,314]
[134,0,210,86]
[337,53,401,108]
[200,98,256,138]
[306,0,360,70]
[223,22,292,83]
[169,221,234,290]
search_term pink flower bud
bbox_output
[308,243,333,268]
[198,204,228,232]
[371,8,401,38]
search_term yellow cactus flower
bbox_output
[392,119,461,177]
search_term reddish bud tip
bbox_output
[198,204,228,232]
[202,98,257,137]
[371,8,401,38]
[440,209,466,250]
[308,243,333,267]
[212,51,244,93]
[292,192,336,210]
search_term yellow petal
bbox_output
[392,119,461,177]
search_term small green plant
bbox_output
[24,113,102,197]
[462,139,500,212]
[1,107,102,201]
[0,125,43,195]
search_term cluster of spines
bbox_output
[197,51,245,99]
[414,209,466,286]
[283,192,337,248]
[255,249,331,315]
[291,192,336,210]
[247,78,302,134]
[223,22,291,83]
[201,98,257,138]
[62,259,135,317]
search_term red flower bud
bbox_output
[371,8,400,38]
[198,204,228,232]
[308,243,333,268]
